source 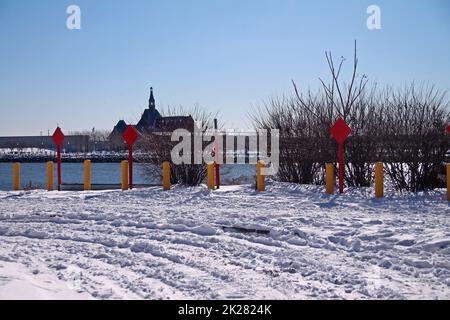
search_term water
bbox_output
[0,163,256,191]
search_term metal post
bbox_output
[163,161,171,191]
[121,160,129,191]
[326,163,334,195]
[447,164,450,201]
[375,162,384,198]
[214,119,220,189]
[84,160,91,191]
[129,146,133,190]
[13,162,20,191]
[57,146,62,191]
[47,161,54,191]
[338,143,344,194]
[257,160,265,192]
[207,162,215,190]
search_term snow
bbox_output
[0,181,449,300]
[0,262,91,300]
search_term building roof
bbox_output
[136,108,162,132]
[109,87,195,142]
[112,120,128,136]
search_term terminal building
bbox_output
[108,87,195,149]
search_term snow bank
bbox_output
[0,182,449,299]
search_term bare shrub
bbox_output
[251,41,450,191]
[137,105,218,186]
[252,94,327,184]
[252,41,379,187]
[379,84,450,191]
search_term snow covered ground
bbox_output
[0,181,449,300]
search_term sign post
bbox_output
[214,119,220,189]
[330,118,351,194]
[52,127,65,191]
[447,125,450,201]
[123,125,138,190]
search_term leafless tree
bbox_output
[137,105,219,186]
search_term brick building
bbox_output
[108,87,194,149]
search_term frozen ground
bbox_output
[0,181,449,300]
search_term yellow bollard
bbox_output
[447,164,450,201]
[163,161,171,191]
[47,161,54,191]
[121,160,128,191]
[84,160,91,191]
[13,162,20,191]
[375,162,384,198]
[326,163,334,195]
[257,160,265,192]
[207,162,215,190]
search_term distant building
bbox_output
[109,87,194,149]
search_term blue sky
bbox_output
[0,0,449,135]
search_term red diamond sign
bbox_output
[123,125,139,146]
[447,125,450,134]
[330,118,351,144]
[52,127,65,147]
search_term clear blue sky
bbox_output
[1,0,449,136]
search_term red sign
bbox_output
[330,118,351,194]
[52,127,65,147]
[123,125,138,146]
[330,118,351,144]
[52,127,65,191]
[447,125,450,134]
[123,125,138,190]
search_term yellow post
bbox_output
[207,162,215,190]
[326,163,334,195]
[257,160,265,192]
[447,164,450,201]
[84,160,91,191]
[121,160,128,191]
[47,161,54,191]
[163,161,171,191]
[13,162,20,191]
[375,162,384,198]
